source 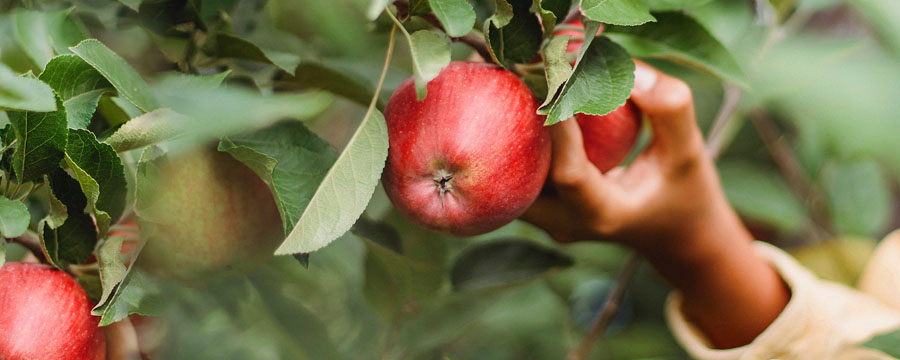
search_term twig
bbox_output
[7,231,49,265]
[748,109,834,239]
[705,84,743,160]
[567,253,642,360]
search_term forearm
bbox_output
[642,202,790,349]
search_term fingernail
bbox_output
[633,64,657,93]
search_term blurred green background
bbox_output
[3,0,900,358]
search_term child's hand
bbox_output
[523,61,790,349]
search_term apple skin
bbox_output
[576,102,642,173]
[138,149,284,279]
[0,262,106,360]
[382,62,551,236]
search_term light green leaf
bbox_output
[8,96,68,182]
[361,236,444,320]
[211,34,301,74]
[540,35,573,107]
[0,64,56,112]
[488,0,515,28]
[96,265,164,325]
[542,36,635,125]
[70,39,159,112]
[151,71,230,92]
[643,0,713,10]
[279,62,376,108]
[719,161,809,233]
[604,12,747,87]
[430,0,477,37]
[580,0,655,26]
[64,129,127,237]
[13,8,87,69]
[94,235,128,311]
[863,327,900,358]
[218,121,337,235]
[0,197,30,238]
[104,108,188,153]
[275,110,389,254]
[824,160,892,237]
[367,0,394,20]
[407,30,452,100]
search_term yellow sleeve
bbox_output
[859,230,900,310]
[666,241,900,360]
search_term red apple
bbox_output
[382,62,551,236]
[0,262,106,360]
[576,103,642,173]
[556,19,642,173]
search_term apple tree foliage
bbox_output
[1,0,900,358]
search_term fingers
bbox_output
[547,119,612,200]
[629,60,704,165]
[520,196,571,239]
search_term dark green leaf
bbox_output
[352,217,402,253]
[8,96,68,182]
[580,0,654,26]
[0,196,30,238]
[40,169,98,267]
[824,160,892,237]
[409,0,432,15]
[542,36,635,125]
[451,238,574,291]
[274,110,388,254]
[70,39,160,112]
[13,8,87,69]
[218,121,337,235]
[430,0,477,37]
[541,0,572,20]
[605,12,747,87]
[38,55,113,128]
[210,33,301,74]
[485,0,543,66]
[137,0,205,36]
[277,62,376,108]
[64,129,128,236]
[0,64,56,112]
[863,327,900,358]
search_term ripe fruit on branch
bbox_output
[556,19,642,173]
[0,262,106,360]
[138,149,284,278]
[382,62,551,236]
[576,102,642,173]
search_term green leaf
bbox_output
[485,0,543,66]
[151,71,230,92]
[367,0,393,20]
[64,129,127,236]
[542,36,635,125]
[719,161,809,233]
[580,0,655,26]
[104,108,189,153]
[38,55,113,128]
[0,196,30,238]
[13,8,87,69]
[406,30,452,100]
[70,39,160,112]
[409,0,432,15]
[275,110,389,254]
[153,79,332,149]
[95,266,165,325]
[863,327,900,358]
[531,0,571,37]
[43,174,69,229]
[430,0,477,37]
[604,12,747,87]
[450,238,573,291]
[118,0,142,11]
[642,0,713,11]
[488,0,515,28]
[540,35,573,107]
[0,64,56,112]
[218,121,337,236]
[0,239,4,267]
[210,34,301,74]
[8,96,68,183]
[40,169,98,267]
[278,62,376,108]
[94,235,128,312]
[823,160,892,237]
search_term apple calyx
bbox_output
[432,168,454,207]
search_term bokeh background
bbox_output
[3,0,900,358]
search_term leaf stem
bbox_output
[364,14,398,124]
[568,253,641,360]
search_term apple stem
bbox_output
[432,169,454,208]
